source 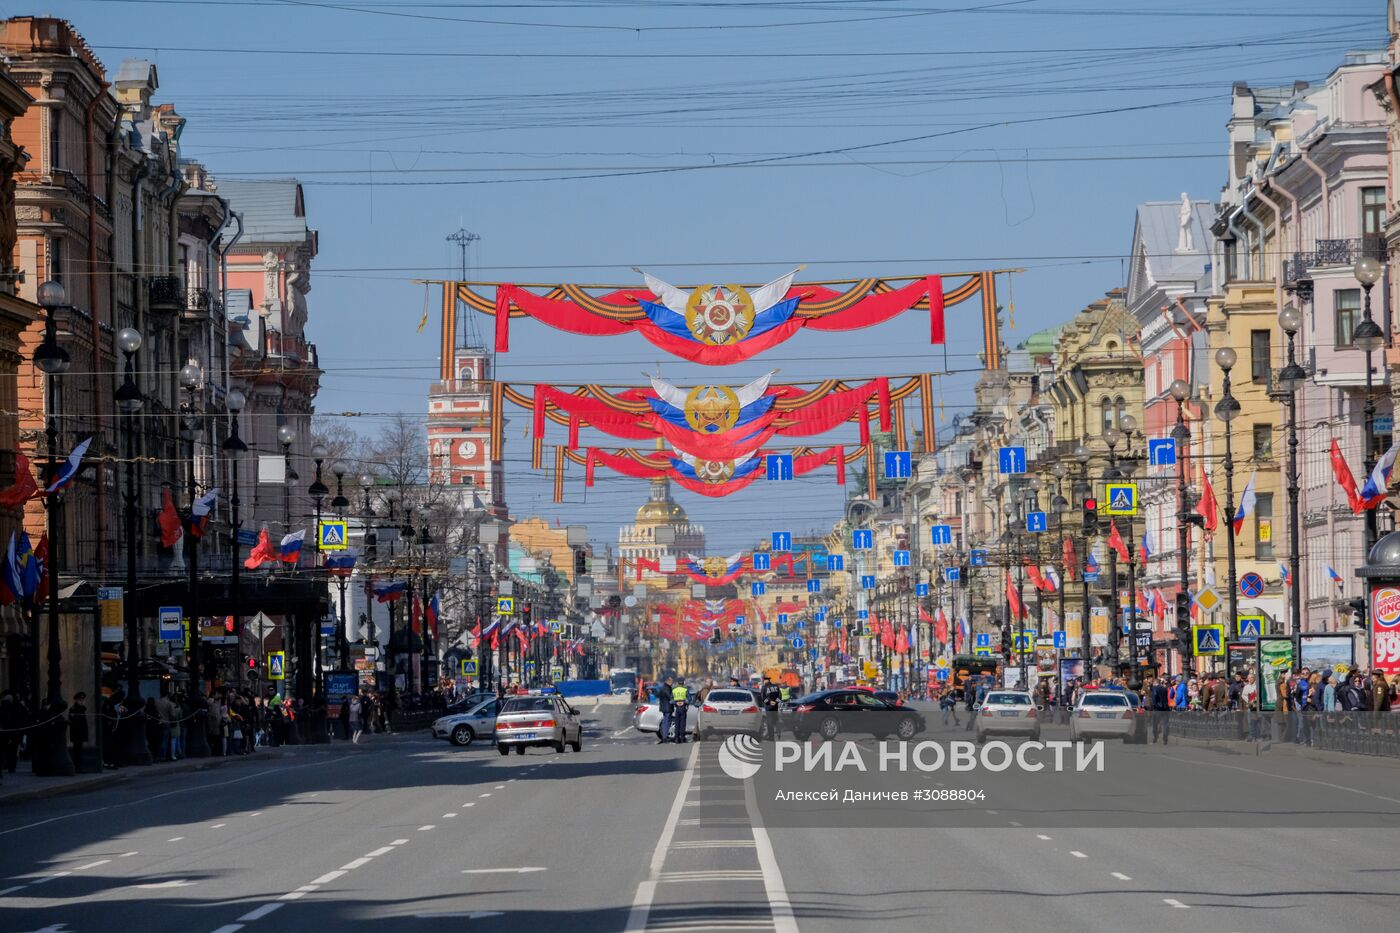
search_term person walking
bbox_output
[760,675,782,741]
[939,684,960,726]
[350,693,365,743]
[1148,676,1170,744]
[656,676,675,744]
[671,680,690,743]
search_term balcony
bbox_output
[149,275,183,311]
[1284,237,1387,284]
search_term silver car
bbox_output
[1069,691,1136,741]
[432,698,500,747]
[696,688,762,740]
[496,694,583,755]
[633,697,698,739]
[974,691,1041,742]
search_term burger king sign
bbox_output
[1371,585,1400,674]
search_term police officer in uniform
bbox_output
[671,680,690,743]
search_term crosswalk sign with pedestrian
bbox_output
[1236,615,1263,640]
[497,596,515,615]
[268,651,286,680]
[1192,623,1225,656]
[1104,482,1138,515]
[318,520,348,550]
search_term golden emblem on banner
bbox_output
[684,385,740,433]
[692,458,737,484]
[686,284,755,346]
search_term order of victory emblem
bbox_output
[686,284,756,346]
[684,385,741,433]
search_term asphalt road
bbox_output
[2,698,1398,932]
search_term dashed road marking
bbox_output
[210,823,227,829]
[391,839,409,845]
[479,793,492,798]
[461,867,547,874]
[211,925,245,933]
[75,859,110,870]
[1112,872,1132,881]
[168,837,185,842]
[239,902,284,921]
[1036,835,1052,841]
[418,825,435,831]
[1163,899,1190,909]
[310,871,347,885]
[118,851,138,857]
[444,812,458,818]
[339,858,372,871]
[32,871,71,884]
[365,846,394,857]
[0,885,26,896]
[1070,851,1087,859]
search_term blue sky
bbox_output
[54,0,1384,552]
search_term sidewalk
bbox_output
[0,734,400,806]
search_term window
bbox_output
[48,109,61,171]
[1362,186,1387,239]
[1252,424,1273,459]
[1250,330,1271,383]
[48,238,63,285]
[1335,289,1360,349]
[1255,492,1274,559]
[1100,398,1113,433]
[1115,397,1126,430]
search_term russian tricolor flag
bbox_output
[1232,473,1258,536]
[1327,566,1345,588]
[1360,439,1400,509]
[279,529,306,563]
[373,580,408,603]
[189,487,220,537]
[45,436,92,494]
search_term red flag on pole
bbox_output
[1330,438,1364,513]
[1025,562,1053,593]
[1197,465,1219,534]
[1106,520,1129,562]
[1005,570,1025,620]
[243,527,276,569]
[0,452,38,508]
[1062,536,1076,582]
[159,487,183,548]
[935,609,949,645]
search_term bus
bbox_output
[607,668,639,697]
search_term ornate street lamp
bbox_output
[1278,303,1306,645]
[33,281,73,775]
[1073,442,1093,667]
[1354,257,1385,555]
[222,388,248,685]
[308,443,329,684]
[1215,348,1242,635]
[330,461,351,670]
[116,328,151,766]
[178,359,212,757]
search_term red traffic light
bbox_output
[247,657,258,669]
[1084,498,1097,510]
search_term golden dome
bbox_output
[636,477,688,525]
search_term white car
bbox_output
[696,689,762,739]
[974,690,1041,742]
[432,698,500,747]
[634,698,698,739]
[496,694,583,755]
[1069,691,1136,741]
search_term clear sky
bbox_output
[52,0,1384,552]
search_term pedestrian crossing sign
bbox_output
[318,520,348,550]
[461,659,478,676]
[268,651,286,680]
[1236,615,1264,640]
[1104,483,1138,516]
[1192,623,1225,656]
[974,646,994,657]
[1012,631,1034,654]
[497,596,515,615]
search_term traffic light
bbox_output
[1174,592,1192,652]
[522,603,533,627]
[574,548,588,577]
[1347,597,1367,628]
[247,657,258,670]
[999,624,1011,657]
[1082,497,1098,537]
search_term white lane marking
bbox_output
[985,809,998,814]
[1070,851,1088,859]
[1163,898,1190,908]
[136,879,197,888]
[0,885,27,895]
[493,784,505,789]
[248,812,261,817]
[1112,872,1132,881]
[210,823,227,829]
[310,871,347,885]
[211,925,245,933]
[413,911,505,919]
[443,812,457,818]
[339,858,372,870]
[294,884,320,892]
[1036,835,1052,841]
[390,839,409,845]
[479,793,492,798]
[279,891,308,901]
[461,803,476,808]
[625,742,699,933]
[418,825,435,831]
[168,837,185,842]
[31,871,72,884]
[238,903,284,921]
[461,867,547,874]
[75,860,110,870]
[1008,821,1023,827]
[610,726,635,738]
[118,851,138,858]
[365,846,394,857]
[750,817,798,933]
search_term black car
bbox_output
[787,689,925,741]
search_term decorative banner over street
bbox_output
[578,444,848,498]
[436,270,1005,368]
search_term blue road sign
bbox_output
[1239,572,1265,598]
[751,553,771,571]
[1026,511,1047,533]
[884,450,912,479]
[778,613,789,627]
[735,615,746,627]
[158,606,182,642]
[858,609,870,620]
[1376,414,1394,434]
[970,548,988,567]
[861,574,876,589]
[999,446,1027,475]
[236,529,260,547]
[1237,615,1263,640]
[751,582,766,596]
[1012,632,1033,653]
[931,524,953,546]
[828,554,845,571]
[1083,571,1101,583]
[772,532,792,552]
[815,607,826,621]
[945,567,961,582]
[1053,630,1067,649]
[936,668,951,682]
[807,578,821,593]
[791,636,805,650]
[1148,438,1176,467]
[796,620,806,630]
[763,622,772,631]
[852,529,874,550]
[766,454,794,481]
[810,647,820,660]
[893,549,911,567]
[975,632,992,648]
[916,583,930,597]
[318,520,348,550]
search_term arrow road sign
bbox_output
[1026,511,1047,533]
[999,446,1027,475]
[1148,438,1176,467]
[931,525,952,546]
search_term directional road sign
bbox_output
[1148,438,1176,467]
[970,549,988,567]
[884,450,912,479]
[999,446,1027,475]
[772,532,792,552]
[916,583,930,597]
[752,581,766,596]
[860,575,876,590]
[892,550,911,567]
[931,525,952,546]
[766,454,794,481]
[1026,511,1047,533]
[975,632,992,648]
[852,529,874,550]
[751,553,771,571]
[1105,483,1138,515]
[791,636,805,650]
[1192,624,1226,656]
[807,578,821,593]
[1239,573,1265,598]
[945,567,961,582]
[828,554,845,571]
[1053,630,1067,650]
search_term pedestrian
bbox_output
[67,691,90,772]
[144,696,163,762]
[100,690,122,768]
[1372,671,1392,712]
[657,676,675,744]
[939,684,960,726]
[338,696,352,741]
[1149,676,1170,744]
[671,679,690,743]
[963,676,979,732]
[698,678,715,705]
[760,675,782,741]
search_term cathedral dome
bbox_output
[635,477,688,525]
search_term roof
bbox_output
[1133,200,1216,289]
[1017,324,1063,356]
[214,178,311,246]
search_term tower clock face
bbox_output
[458,440,479,461]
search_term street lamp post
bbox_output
[1103,427,1124,668]
[1118,415,1142,676]
[1215,349,1242,645]
[329,461,350,671]
[1277,303,1307,647]
[33,281,74,776]
[1051,461,1069,671]
[276,422,296,704]
[1353,257,1386,557]
[115,328,151,766]
[222,389,248,686]
[1073,443,1093,670]
[178,359,211,758]
[416,507,435,694]
[308,443,329,687]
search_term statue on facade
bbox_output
[1177,192,1194,252]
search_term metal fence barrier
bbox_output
[1169,711,1400,758]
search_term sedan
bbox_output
[696,689,762,739]
[634,700,698,739]
[974,691,1041,742]
[788,689,924,742]
[1069,691,1136,741]
[496,695,583,755]
[432,698,500,747]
